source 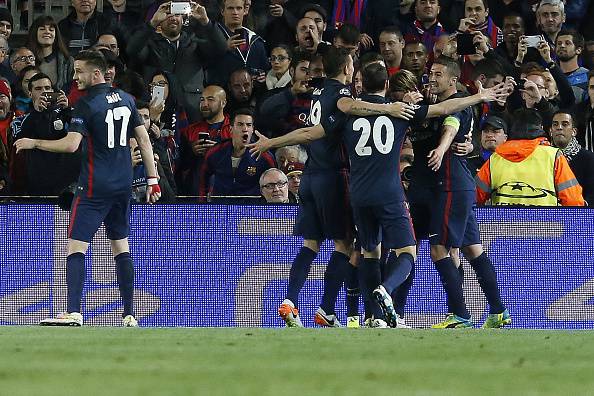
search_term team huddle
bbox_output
[249,46,511,329]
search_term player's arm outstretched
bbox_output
[426,80,512,118]
[337,97,417,120]
[134,125,161,204]
[247,125,326,159]
[15,132,83,154]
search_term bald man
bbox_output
[180,85,232,195]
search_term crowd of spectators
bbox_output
[0,0,592,205]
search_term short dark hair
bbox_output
[362,63,388,93]
[588,69,594,82]
[74,50,107,75]
[359,52,384,69]
[272,44,294,61]
[465,0,488,9]
[471,59,505,80]
[432,55,461,79]
[290,49,311,69]
[557,28,585,50]
[380,25,403,39]
[19,65,40,80]
[335,23,360,46]
[509,108,546,140]
[28,72,53,92]
[552,109,576,127]
[136,99,150,111]
[322,46,351,78]
[231,107,254,125]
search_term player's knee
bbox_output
[461,244,483,260]
[303,239,320,253]
[362,245,381,259]
[392,246,417,261]
[110,238,130,257]
[333,239,353,256]
[430,244,448,262]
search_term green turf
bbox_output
[0,327,592,396]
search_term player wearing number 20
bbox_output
[15,50,162,327]
[342,63,428,327]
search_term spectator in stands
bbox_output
[259,167,295,203]
[179,85,231,195]
[261,0,301,50]
[95,33,121,58]
[209,0,269,88]
[536,0,565,53]
[401,41,429,88]
[0,36,11,82]
[199,108,276,203]
[127,1,227,122]
[10,72,79,196]
[0,77,8,192]
[555,29,589,103]
[329,23,361,60]
[103,0,143,41]
[295,17,321,54]
[572,70,594,151]
[467,114,508,175]
[258,51,312,137]
[301,4,328,42]
[13,65,40,116]
[475,108,584,206]
[402,0,448,54]
[26,15,74,93]
[58,0,113,55]
[275,145,306,170]
[550,110,594,204]
[227,68,260,113]
[457,0,502,47]
[266,45,293,90]
[10,48,36,77]
[584,40,594,70]
[0,7,12,42]
[280,161,303,198]
[309,53,325,78]
[379,26,405,76]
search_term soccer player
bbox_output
[414,56,510,329]
[249,49,509,328]
[15,50,162,327]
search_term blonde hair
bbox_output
[389,69,418,93]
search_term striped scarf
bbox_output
[561,137,582,162]
[331,0,367,30]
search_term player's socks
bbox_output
[286,246,317,304]
[392,261,415,318]
[359,258,383,318]
[469,252,505,314]
[66,252,85,313]
[434,257,470,320]
[320,251,350,314]
[345,264,360,317]
[382,252,414,294]
[115,252,134,317]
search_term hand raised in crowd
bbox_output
[537,39,552,63]
[33,92,49,112]
[252,70,266,84]
[269,3,284,17]
[190,1,209,25]
[246,131,271,160]
[191,138,217,156]
[520,79,542,107]
[308,26,320,51]
[472,31,490,54]
[227,33,246,50]
[402,91,423,104]
[131,147,143,167]
[149,97,164,124]
[476,80,511,106]
[388,102,416,120]
[56,90,68,109]
[516,35,528,64]
[451,132,474,156]
[150,1,171,28]
[359,33,374,50]
[458,17,476,32]
[149,123,161,140]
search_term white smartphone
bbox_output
[170,2,192,15]
[524,35,542,48]
[152,85,166,106]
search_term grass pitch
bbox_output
[0,327,592,396]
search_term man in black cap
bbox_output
[467,113,508,175]
[0,8,13,41]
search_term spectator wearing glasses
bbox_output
[259,167,296,203]
[266,45,293,90]
[10,48,37,78]
[13,65,41,117]
[26,15,74,93]
[281,161,304,200]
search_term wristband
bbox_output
[147,177,158,186]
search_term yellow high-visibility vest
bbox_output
[488,145,559,206]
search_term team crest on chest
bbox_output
[246,166,257,176]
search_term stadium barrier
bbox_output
[1,204,593,329]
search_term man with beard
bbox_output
[127,1,227,122]
[402,0,448,55]
[227,69,262,114]
[199,108,275,203]
[556,29,589,104]
[295,17,321,54]
[179,85,231,195]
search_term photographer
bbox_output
[11,73,80,196]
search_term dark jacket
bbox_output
[257,86,312,138]
[127,20,227,122]
[58,10,114,55]
[567,148,594,205]
[572,100,594,151]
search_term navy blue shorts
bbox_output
[407,183,436,240]
[68,194,131,242]
[429,190,481,249]
[294,171,354,241]
[352,201,416,252]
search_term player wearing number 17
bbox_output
[15,50,162,327]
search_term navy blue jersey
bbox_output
[436,92,475,192]
[69,83,143,198]
[343,94,429,206]
[305,78,351,173]
[408,100,440,188]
